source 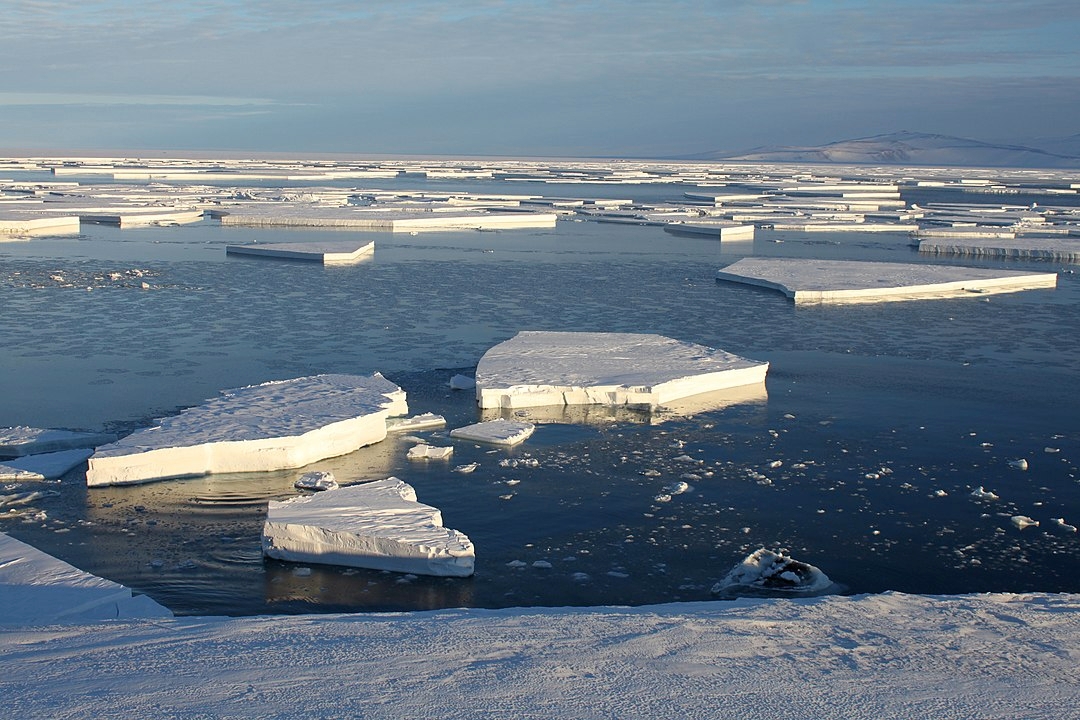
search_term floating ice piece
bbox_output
[449,374,476,390]
[475,331,768,410]
[450,419,535,446]
[1051,518,1078,532]
[715,258,1057,304]
[919,236,1080,263]
[970,486,999,501]
[386,413,446,432]
[294,471,338,492]
[219,206,556,232]
[453,463,479,474]
[0,464,43,482]
[664,481,691,495]
[1011,515,1039,530]
[80,207,204,227]
[0,427,116,458]
[407,444,454,460]
[0,448,94,480]
[86,373,407,487]
[226,240,374,264]
[0,213,81,235]
[0,532,172,624]
[1008,458,1029,470]
[663,222,755,240]
[711,548,834,597]
[261,478,474,577]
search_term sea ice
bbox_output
[407,444,454,460]
[86,373,407,486]
[970,486,1000,501]
[449,419,535,446]
[225,240,375,264]
[715,257,1058,304]
[919,236,1080,262]
[0,426,116,458]
[261,478,474,577]
[1011,515,1039,530]
[386,413,447,432]
[474,331,769,410]
[449,374,476,390]
[294,471,338,492]
[0,448,95,480]
[710,548,835,597]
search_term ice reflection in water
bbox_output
[1,194,1078,615]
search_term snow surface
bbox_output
[1,532,1077,719]
[716,257,1058,304]
[86,373,407,486]
[475,331,769,409]
[0,448,93,480]
[261,478,474,577]
[449,419,536,446]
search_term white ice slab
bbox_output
[386,413,446,432]
[475,331,769,410]
[716,257,1057,304]
[220,207,557,232]
[226,240,375,264]
[86,373,407,486]
[261,478,474,577]
[0,214,81,235]
[663,222,755,240]
[0,426,116,458]
[449,419,535,446]
[407,444,454,460]
[0,532,172,624]
[0,448,93,480]
[919,236,1080,262]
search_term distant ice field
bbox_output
[1,177,1077,615]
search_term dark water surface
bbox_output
[1,180,1078,615]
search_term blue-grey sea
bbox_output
[2,173,1078,615]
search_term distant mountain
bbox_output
[692,131,1080,169]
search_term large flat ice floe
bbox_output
[262,478,474,577]
[225,240,375,264]
[0,426,116,457]
[0,532,171,624]
[475,331,769,409]
[918,236,1080,262]
[716,257,1057,304]
[86,373,407,486]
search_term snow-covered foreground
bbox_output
[3,535,1079,719]
[1,592,1077,718]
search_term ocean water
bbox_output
[2,176,1078,615]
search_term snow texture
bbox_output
[475,331,769,409]
[449,419,536,446]
[86,373,407,486]
[716,257,1058,304]
[261,478,474,577]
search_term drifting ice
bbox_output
[294,471,338,492]
[474,331,768,409]
[86,373,407,486]
[449,419,536,446]
[711,548,834,597]
[226,240,375,264]
[261,478,474,577]
[0,427,116,458]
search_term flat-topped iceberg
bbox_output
[261,478,474,577]
[86,373,407,487]
[716,257,1057,304]
[474,331,768,410]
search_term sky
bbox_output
[2,0,1079,158]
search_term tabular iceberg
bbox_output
[86,373,407,486]
[474,331,768,410]
[261,478,474,577]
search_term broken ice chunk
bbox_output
[0,427,116,458]
[261,478,474,577]
[449,419,535,446]
[1051,518,1077,532]
[407,444,454,460]
[449,374,476,390]
[1010,515,1039,530]
[1008,458,1029,470]
[386,413,446,432]
[710,548,835,598]
[294,471,338,492]
[970,486,1000,501]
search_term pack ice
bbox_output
[86,373,407,486]
[262,478,475,577]
[474,331,768,409]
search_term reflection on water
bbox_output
[1,181,1078,615]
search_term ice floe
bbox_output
[716,257,1058,304]
[0,448,94,480]
[294,470,339,492]
[407,444,454,460]
[0,532,171,624]
[0,427,116,457]
[711,548,836,598]
[450,419,535,446]
[86,373,407,486]
[474,331,768,410]
[226,240,375,264]
[261,478,474,577]
[386,413,447,432]
[1011,515,1040,530]
[919,236,1080,262]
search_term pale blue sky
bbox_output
[2,0,1078,157]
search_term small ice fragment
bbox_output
[1008,458,1029,470]
[664,481,690,495]
[1010,515,1039,530]
[407,444,454,460]
[294,471,338,491]
[654,494,672,503]
[1044,447,1060,454]
[506,560,527,568]
[532,560,552,569]
[449,374,476,390]
[970,486,999,501]
[711,548,833,597]
[450,419,534,446]
[767,460,783,469]
[1051,518,1077,532]
[932,489,948,497]
[641,469,662,477]
[386,413,446,432]
[453,463,479,474]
